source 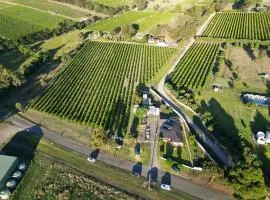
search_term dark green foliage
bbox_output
[52,0,128,15]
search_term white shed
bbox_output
[256,131,265,140]
[266,131,270,144]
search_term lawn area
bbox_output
[0,5,66,40]
[10,0,90,19]
[0,1,13,9]
[88,11,179,33]
[41,30,85,59]
[3,131,197,200]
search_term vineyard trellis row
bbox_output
[203,12,270,40]
[31,41,176,135]
[168,42,220,90]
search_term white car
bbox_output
[0,189,11,200]
[87,157,96,163]
[161,184,171,191]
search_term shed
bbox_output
[266,131,270,144]
[0,155,19,190]
[256,131,265,140]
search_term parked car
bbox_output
[87,156,96,163]
[18,163,26,171]
[165,121,174,127]
[131,171,141,177]
[0,189,10,200]
[6,179,17,189]
[12,171,23,179]
[167,119,176,124]
[161,184,171,191]
[162,125,172,131]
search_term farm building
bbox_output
[0,155,19,190]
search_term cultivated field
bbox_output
[88,11,179,33]
[8,0,90,19]
[31,41,176,134]
[168,42,220,90]
[0,5,66,40]
[203,12,270,40]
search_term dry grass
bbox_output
[220,47,270,84]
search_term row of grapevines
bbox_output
[203,12,270,40]
[169,42,219,90]
[31,41,176,134]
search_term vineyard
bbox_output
[31,41,176,134]
[0,5,66,40]
[168,42,220,90]
[11,0,90,19]
[203,12,270,40]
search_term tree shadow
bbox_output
[147,167,158,182]
[130,116,139,138]
[161,172,171,185]
[197,98,244,167]
[243,44,256,61]
[225,59,233,71]
[0,45,64,109]
[89,148,100,159]
[105,98,129,139]
[132,162,142,176]
[1,126,43,160]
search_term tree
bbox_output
[15,102,23,111]
[90,128,109,148]
[132,0,147,10]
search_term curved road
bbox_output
[4,114,232,200]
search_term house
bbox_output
[160,121,183,146]
[161,130,183,146]
[157,41,168,47]
[0,155,19,190]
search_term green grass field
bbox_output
[10,0,90,19]
[0,5,66,40]
[94,0,131,7]
[88,11,179,33]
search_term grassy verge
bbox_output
[6,132,198,200]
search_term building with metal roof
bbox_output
[0,155,19,190]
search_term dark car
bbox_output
[165,121,174,127]
[162,125,172,131]
[167,119,176,124]
[171,164,180,173]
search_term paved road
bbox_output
[4,114,232,200]
[154,14,234,169]
[151,87,233,168]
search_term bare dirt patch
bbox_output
[220,47,270,84]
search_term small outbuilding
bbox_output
[266,131,270,144]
